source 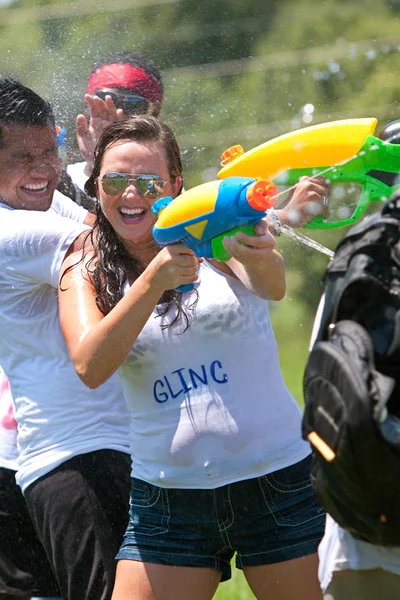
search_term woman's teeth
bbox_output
[120,207,145,217]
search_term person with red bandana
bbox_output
[67,51,164,199]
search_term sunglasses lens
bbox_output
[94,91,119,104]
[135,176,164,198]
[101,173,129,196]
[122,97,151,115]
[100,174,166,198]
[93,91,151,115]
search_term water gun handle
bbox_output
[176,283,196,293]
[304,179,394,229]
[175,224,256,293]
[210,224,256,260]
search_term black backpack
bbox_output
[302,191,400,546]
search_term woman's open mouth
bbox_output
[118,207,147,223]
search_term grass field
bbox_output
[214,566,255,599]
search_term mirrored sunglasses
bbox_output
[93,90,154,115]
[99,172,170,198]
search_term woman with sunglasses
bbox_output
[58,115,325,600]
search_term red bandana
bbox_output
[86,64,163,103]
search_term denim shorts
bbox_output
[116,454,325,581]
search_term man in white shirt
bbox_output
[0,77,131,600]
[0,190,90,600]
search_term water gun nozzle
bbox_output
[246,180,278,211]
[221,145,244,166]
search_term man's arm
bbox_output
[269,176,330,232]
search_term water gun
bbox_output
[218,118,400,229]
[152,176,277,291]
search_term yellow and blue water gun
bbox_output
[152,176,277,291]
[218,117,400,229]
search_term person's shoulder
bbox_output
[0,204,43,235]
[50,189,73,212]
[0,204,58,230]
[0,204,84,254]
[50,189,88,221]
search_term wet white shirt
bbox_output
[67,161,89,194]
[0,201,130,492]
[120,260,310,488]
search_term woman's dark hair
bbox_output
[83,115,194,330]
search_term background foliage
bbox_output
[1,0,400,596]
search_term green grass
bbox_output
[270,295,314,409]
[214,564,255,599]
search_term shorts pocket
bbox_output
[266,455,313,492]
[128,478,170,536]
[259,456,324,527]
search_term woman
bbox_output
[58,115,325,600]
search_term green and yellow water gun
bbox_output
[218,118,400,229]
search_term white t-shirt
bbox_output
[0,366,18,470]
[0,202,130,492]
[49,188,88,222]
[119,259,310,488]
[319,516,400,591]
[310,295,400,591]
[67,161,89,194]
[0,192,88,473]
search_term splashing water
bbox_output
[282,226,334,258]
[273,162,344,259]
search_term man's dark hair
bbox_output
[0,77,55,147]
[92,52,163,92]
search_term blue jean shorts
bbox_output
[116,454,325,581]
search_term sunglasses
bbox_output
[93,89,154,115]
[99,172,171,198]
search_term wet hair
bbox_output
[0,77,55,148]
[92,52,163,94]
[83,115,194,330]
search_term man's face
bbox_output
[0,121,62,211]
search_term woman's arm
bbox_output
[59,244,200,389]
[218,220,286,300]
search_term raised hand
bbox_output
[76,94,124,171]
